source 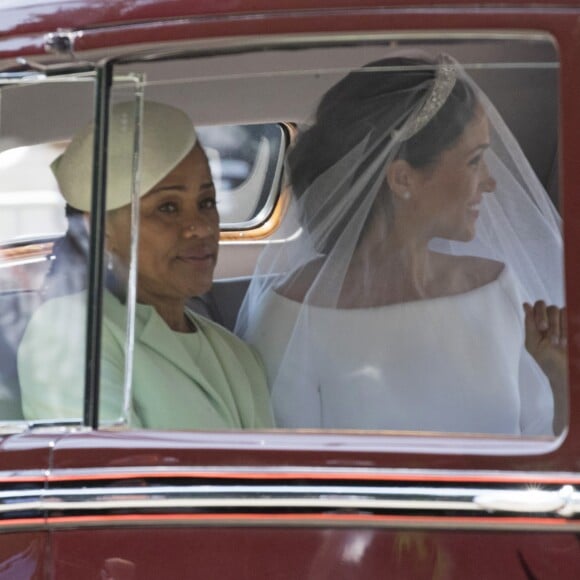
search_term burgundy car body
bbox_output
[1,1,580,578]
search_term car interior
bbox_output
[0,33,561,425]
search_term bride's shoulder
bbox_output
[433,253,506,289]
[459,255,505,282]
[275,257,325,302]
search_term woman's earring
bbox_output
[402,191,411,201]
[106,252,114,271]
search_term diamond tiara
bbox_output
[392,59,457,143]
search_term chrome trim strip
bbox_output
[0,489,44,503]
[0,472,46,482]
[13,516,580,534]
[2,483,579,519]
[46,464,580,483]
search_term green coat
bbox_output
[18,290,274,430]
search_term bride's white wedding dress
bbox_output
[246,266,553,435]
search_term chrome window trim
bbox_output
[111,31,558,68]
[45,464,580,482]
[82,60,112,430]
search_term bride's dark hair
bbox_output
[286,57,478,253]
[288,56,477,199]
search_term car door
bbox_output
[1,3,580,579]
[54,31,580,580]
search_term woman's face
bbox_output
[408,105,496,242]
[106,145,219,304]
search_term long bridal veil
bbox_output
[236,52,563,435]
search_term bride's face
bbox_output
[410,104,496,242]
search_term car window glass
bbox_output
[0,75,95,423]
[197,123,285,229]
[109,35,566,450]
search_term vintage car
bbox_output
[0,0,579,577]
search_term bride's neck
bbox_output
[349,218,436,300]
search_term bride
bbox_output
[237,54,566,435]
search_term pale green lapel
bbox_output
[135,303,235,422]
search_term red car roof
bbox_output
[3,0,580,38]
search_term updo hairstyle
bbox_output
[287,56,479,252]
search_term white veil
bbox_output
[236,53,563,435]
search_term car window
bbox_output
[1,34,566,454]
[108,34,565,448]
[0,75,95,422]
[197,123,286,230]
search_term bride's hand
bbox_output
[524,301,567,434]
[524,301,567,376]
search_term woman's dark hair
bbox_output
[287,56,478,252]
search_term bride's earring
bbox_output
[401,191,411,201]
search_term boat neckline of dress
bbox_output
[269,263,508,312]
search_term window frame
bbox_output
[96,33,567,454]
[2,31,575,474]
